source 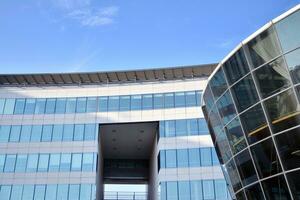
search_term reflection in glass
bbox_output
[216,91,236,125]
[261,175,291,200]
[167,182,178,200]
[244,183,265,200]
[203,180,214,199]
[178,181,191,200]
[245,27,281,68]
[190,180,202,200]
[235,191,246,200]
[240,103,270,144]
[225,159,242,192]
[287,170,300,199]
[203,85,215,112]
[254,56,291,98]
[264,89,300,133]
[250,138,282,178]
[224,118,247,154]
[210,69,228,99]
[285,48,300,84]
[231,75,259,112]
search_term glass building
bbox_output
[202,4,300,200]
[0,64,231,199]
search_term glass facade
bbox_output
[202,8,300,200]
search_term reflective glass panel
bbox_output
[225,160,242,192]
[154,94,164,109]
[9,125,21,142]
[216,91,236,125]
[261,175,292,200]
[0,185,11,200]
[42,125,53,142]
[175,119,186,136]
[35,99,46,114]
[0,99,5,114]
[74,124,84,141]
[185,91,197,106]
[15,154,27,172]
[142,94,153,109]
[177,149,188,167]
[45,185,57,200]
[187,119,198,135]
[200,148,212,166]
[3,98,15,114]
[45,98,56,114]
[215,180,228,200]
[203,180,214,199]
[198,118,209,134]
[65,98,76,113]
[166,182,178,200]
[159,151,166,169]
[160,182,167,200]
[175,92,185,107]
[24,98,36,114]
[166,150,177,168]
[22,185,35,200]
[82,153,93,171]
[31,125,42,142]
[76,97,87,113]
[85,124,96,140]
[119,96,130,111]
[4,154,16,172]
[178,181,191,200]
[10,185,23,200]
[86,97,97,112]
[285,48,300,84]
[131,95,142,110]
[55,98,66,114]
[0,154,5,172]
[71,153,82,171]
[190,180,202,200]
[26,154,38,172]
[63,124,74,141]
[38,154,49,172]
[69,184,80,200]
[164,93,174,108]
[225,118,247,154]
[287,170,300,199]
[80,184,92,200]
[188,149,200,167]
[108,96,119,111]
[196,91,202,105]
[49,154,60,172]
[98,96,108,112]
[210,68,228,99]
[34,185,46,200]
[165,120,175,137]
[60,154,71,171]
[244,183,265,200]
[57,184,69,200]
[203,86,214,112]
[159,121,165,138]
[20,125,31,142]
[52,125,63,142]
[14,98,25,114]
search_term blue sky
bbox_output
[0,0,299,74]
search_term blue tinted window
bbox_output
[166,150,177,168]
[57,184,69,200]
[76,97,87,113]
[188,149,200,167]
[55,98,66,114]
[198,119,209,134]
[215,180,227,200]
[80,184,92,200]
[154,94,164,109]
[85,124,96,141]
[86,97,97,112]
[20,125,31,142]
[60,154,71,172]
[177,149,189,168]
[65,98,76,113]
[45,98,56,114]
[201,148,212,166]
[0,154,5,172]
[186,91,197,106]
[0,99,5,114]
[160,182,167,200]
[142,94,153,109]
[93,153,97,171]
[108,96,119,111]
[82,153,94,171]
[190,181,203,200]
[14,98,25,114]
[69,184,80,200]
[175,119,186,136]
[159,121,165,138]
[38,154,49,172]
[160,151,166,169]
[71,153,82,171]
[203,180,215,199]
[22,185,35,200]
[26,154,38,172]
[165,120,175,137]
[175,92,185,107]
[4,154,16,172]
[212,149,219,165]
[31,125,43,142]
[63,124,74,141]
[98,96,108,112]
[74,124,84,141]
[35,99,46,114]
[9,125,21,142]
[0,125,10,142]
[120,96,130,111]
[164,93,174,108]
[196,91,202,106]
[187,119,198,135]
[131,95,142,110]
[178,181,191,200]
[167,182,178,200]
[45,185,57,200]
[0,185,11,200]
[52,125,63,141]
[49,154,60,172]
[3,98,15,114]
[15,154,27,172]
[42,125,53,142]
[34,185,46,200]
[10,185,23,200]
[24,98,36,114]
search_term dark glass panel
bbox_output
[216,91,236,125]
[210,68,228,99]
[223,48,250,84]
[264,89,300,133]
[276,10,300,52]
[275,126,300,170]
[231,75,259,112]
[261,175,292,200]
[235,191,246,200]
[285,48,300,84]
[224,118,247,154]
[245,27,281,68]
[234,149,258,186]
[215,129,232,163]
[225,159,242,192]
[244,183,265,200]
[254,56,291,98]
[240,103,270,144]
[250,138,282,178]
[287,169,300,199]
[203,85,214,112]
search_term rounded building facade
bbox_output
[202,4,300,200]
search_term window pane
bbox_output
[188,149,200,167]
[287,169,300,199]
[38,154,49,172]
[34,185,46,200]
[177,149,188,168]
[4,154,16,172]
[166,150,177,168]
[0,99,5,114]
[74,124,84,141]
[212,149,219,165]
[164,93,174,108]
[82,153,94,171]
[55,98,66,114]
[200,148,212,166]
[10,125,21,142]
[57,184,69,200]
[119,96,130,111]
[226,159,242,192]
[159,151,166,169]
[71,153,82,171]
[285,48,300,84]
[0,154,5,172]
[63,124,74,141]
[198,118,209,134]
[216,91,236,125]
[86,97,97,112]
[244,183,265,200]
[167,182,178,200]
[196,91,202,106]
[160,182,167,200]
[98,96,108,112]
[49,154,60,172]
[0,185,11,200]
[203,86,215,112]
[261,175,291,199]
[76,97,87,113]
[231,75,259,112]
[14,98,25,114]
[42,125,53,142]
[165,120,175,137]
[276,10,300,52]
[264,89,300,133]
[108,96,119,111]
[3,98,15,114]
[31,125,43,142]
[45,98,56,114]
[159,121,165,138]
[85,124,96,141]
[15,154,27,172]
[190,180,202,200]
[131,95,142,110]
[225,118,247,154]
[65,98,76,113]
[223,49,250,84]
[20,125,32,142]
[203,180,214,200]
[26,154,39,172]
[178,181,191,200]
[175,92,185,107]
[80,184,92,200]
[24,98,36,114]
[10,185,23,200]
[35,99,46,114]
[245,27,281,68]
[175,119,186,136]
[185,91,197,107]
[154,94,164,109]
[60,154,71,172]
[215,180,228,200]
[52,125,63,142]
[45,185,57,200]
[142,94,153,110]
[210,68,228,99]
[22,185,35,200]
[187,119,198,135]
[69,184,80,200]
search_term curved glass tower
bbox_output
[202,4,300,200]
